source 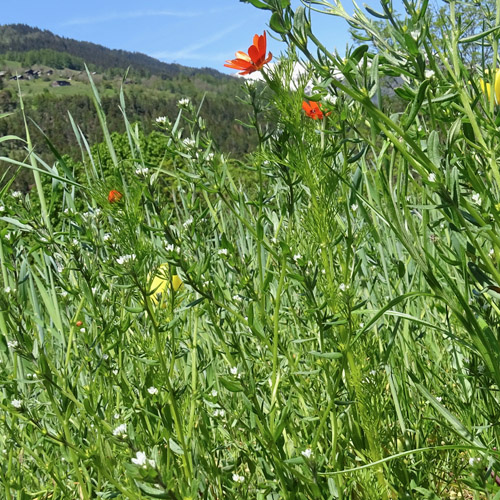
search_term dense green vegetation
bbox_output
[4,0,500,498]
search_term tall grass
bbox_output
[1,0,500,498]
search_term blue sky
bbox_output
[2,0,415,74]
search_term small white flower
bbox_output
[339,283,346,292]
[12,191,22,199]
[11,399,22,409]
[323,94,337,105]
[165,243,174,252]
[61,290,68,298]
[112,369,119,375]
[116,254,136,265]
[230,366,238,376]
[112,423,127,437]
[436,396,442,402]
[147,386,159,395]
[232,473,245,483]
[424,69,435,79]
[232,294,242,301]
[469,457,476,467]
[490,249,495,256]
[471,193,481,205]
[178,98,190,107]
[410,30,420,40]
[214,408,225,417]
[103,233,111,241]
[301,448,313,459]
[211,389,218,397]
[5,233,11,241]
[114,413,120,420]
[135,167,149,176]
[293,253,302,262]
[183,217,193,228]
[7,340,18,349]
[182,137,195,148]
[0,206,5,212]
[131,451,147,467]
[155,116,169,124]
[4,286,11,294]
[428,173,436,183]
[351,203,358,212]
[218,248,228,256]
[80,328,86,333]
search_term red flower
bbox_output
[302,100,325,120]
[108,190,123,203]
[224,32,272,75]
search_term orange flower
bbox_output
[108,190,123,203]
[302,100,325,120]
[224,32,272,75]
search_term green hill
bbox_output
[0,24,258,189]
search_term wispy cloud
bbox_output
[150,21,245,62]
[61,7,235,26]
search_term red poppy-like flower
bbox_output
[224,32,272,75]
[302,100,325,120]
[108,190,123,203]
[76,320,83,327]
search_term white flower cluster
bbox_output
[178,98,190,107]
[232,473,245,483]
[11,399,22,409]
[147,386,159,395]
[155,116,169,124]
[112,423,127,437]
[182,137,195,148]
[135,167,149,176]
[131,451,155,468]
[116,254,136,265]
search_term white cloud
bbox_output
[151,21,245,62]
[62,7,235,26]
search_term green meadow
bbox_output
[2,0,500,498]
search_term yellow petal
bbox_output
[149,263,183,305]
[494,70,500,105]
[171,274,183,292]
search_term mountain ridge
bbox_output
[0,23,228,78]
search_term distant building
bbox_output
[51,80,71,87]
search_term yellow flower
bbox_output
[480,69,500,104]
[150,263,182,306]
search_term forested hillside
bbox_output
[0,24,259,189]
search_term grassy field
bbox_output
[2,0,500,499]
